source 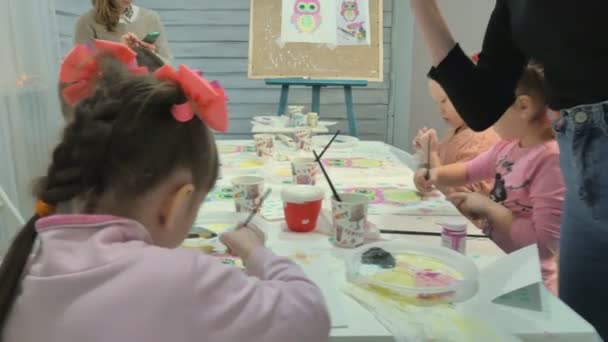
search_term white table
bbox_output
[206,140,599,341]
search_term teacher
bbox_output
[74,0,172,64]
[410,0,608,338]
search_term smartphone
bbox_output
[142,31,160,44]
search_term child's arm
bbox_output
[188,248,331,342]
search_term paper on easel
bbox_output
[476,245,544,311]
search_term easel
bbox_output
[265,78,368,137]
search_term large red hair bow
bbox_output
[154,64,229,132]
[59,40,147,106]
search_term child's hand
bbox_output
[448,192,491,221]
[418,129,439,154]
[412,127,430,150]
[414,168,436,194]
[220,224,266,262]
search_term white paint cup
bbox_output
[291,157,319,185]
[294,127,312,151]
[254,134,274,159]
[231,176,265,213]
[330,193,370,248]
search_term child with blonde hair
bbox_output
[415,64,563,294]
[413,77,499,196]
[0,41,330,342]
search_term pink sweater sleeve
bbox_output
[528,152,564,294]
[465,142,503,183]
[188,248,331,342]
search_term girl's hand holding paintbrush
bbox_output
[220,224,266,263]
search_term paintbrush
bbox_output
[380,229,487,239]
[240,189,272,228]
[424,138,431,181]
[316,130,341,161]
[313,150,342,202]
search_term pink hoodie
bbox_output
[4,215,331,342]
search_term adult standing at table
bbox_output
[409,1,608,338]
[73,0,172,64]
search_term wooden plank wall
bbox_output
[53,0,393,140]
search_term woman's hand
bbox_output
[448,192,492,221]
[220,223,266,263]
[414,168,436,194]
[121,32,157,52]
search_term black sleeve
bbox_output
[429,0,528,131]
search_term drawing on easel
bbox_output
[336,0,370,45]
[292,0,322,33]
[281,0,336,44]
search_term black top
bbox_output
[429,0,608,131]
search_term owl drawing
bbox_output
[340,0,359,22]
[292,0,322,33]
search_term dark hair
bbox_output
[0,58,219,333]
[60,46,166,122]
[516,63,546,111]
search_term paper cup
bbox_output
[282,185,324,233]
[331,193,370,248]
[294,127,312,151]
[291,157,318,185]
[231,176,265,213]
[254,134,274,159]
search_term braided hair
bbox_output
[0,57,219,334]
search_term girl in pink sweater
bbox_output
[0,41,330,342]
[415,64,564,295]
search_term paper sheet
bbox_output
[281,0,337,44]
[336,0,371,45]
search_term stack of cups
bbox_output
[254,134,275,159]
[291,157,318,185]
[287,106,305,127]
[331,193,370,248]
[281,185,324,233]
[231,176,265,213]
[294,127,313,152]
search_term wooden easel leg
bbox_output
[278,85,290,116]
[344,86,358,137]
[312,85,321,114]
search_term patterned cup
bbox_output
[291,158,318,185]
[331,193,370,248]
[294,127,312,152]
[231,176,265,213]
[254,134,275,159]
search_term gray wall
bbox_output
[54,0,395,141]
[407,1,495,150]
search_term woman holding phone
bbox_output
[409,1,608,338]
[74,0,172,63]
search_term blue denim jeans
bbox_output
[554,101,608,340]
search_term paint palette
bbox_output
[323,157,384,169]
[337,185,460,216]
[218,144,256,154]
[347,240,479,303]
[312,134,359,149]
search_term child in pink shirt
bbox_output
[415,64,564,294]
[0,41,330,342]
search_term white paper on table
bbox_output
[336,0,371,46]
[270,246,349,329]
[280,0,337,44]
[475,245,543,306]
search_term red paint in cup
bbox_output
[281,185,324,233]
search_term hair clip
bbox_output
[154,64,228,132]
[35,200,55,217]
[471,52,481,63]
[59,40,148,106]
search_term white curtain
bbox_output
[0,0,63,252]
